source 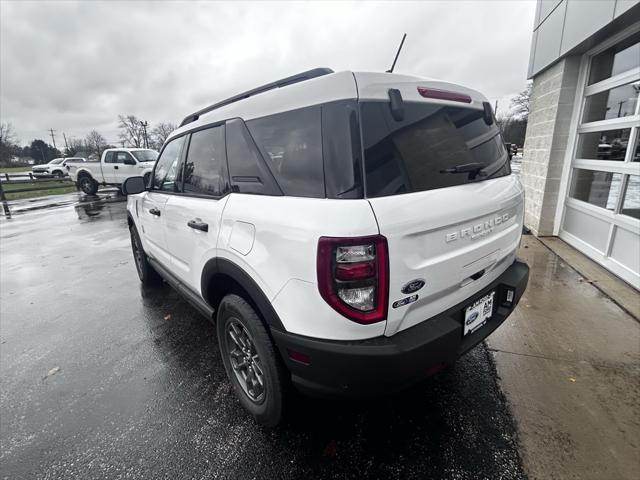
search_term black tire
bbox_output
[217,294,286,427]
[129,225,162,286]
[52,170,64,178]
[78,175,98,195]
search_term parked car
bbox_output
[123,68,530,427]
[32,157,85,177]
[67,148,158,194]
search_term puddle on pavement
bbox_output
[0,189,124,220]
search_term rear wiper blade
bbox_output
[440,162,485,174]
[478,153,510,180]
[440,162,486,179]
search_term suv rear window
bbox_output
[361,101,510,197]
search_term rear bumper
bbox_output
[271,259,529,398]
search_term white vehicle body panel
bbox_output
[218,195,384,340]
[369,176,523,336]
[163,195,230,286]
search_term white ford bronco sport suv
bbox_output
[123,68,529,427]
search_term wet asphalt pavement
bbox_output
[0,193,526,479]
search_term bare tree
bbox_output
[0,122,17,163]
[151,122,177,150]
[118,115,145,147]
[510,83,532,119]
[65,137,85,156]
[85,130,107,157]
[0,122,17,146]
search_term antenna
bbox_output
[386,33,407,73]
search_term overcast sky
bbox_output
[0,0,536,148]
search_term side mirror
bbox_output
[122,176,146,195]
[124,157,137,166]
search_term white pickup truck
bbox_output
[67,148,158,194]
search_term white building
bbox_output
[522,0,640,287]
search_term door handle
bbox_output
[149,207,161,217]
[114,165,119,169]
[187,219,208,232]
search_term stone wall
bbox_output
[521,56,581,235]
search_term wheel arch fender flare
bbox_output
[201,258,285,331]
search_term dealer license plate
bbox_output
[463,291,495,336]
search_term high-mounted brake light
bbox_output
[317,235,389,324]
[417,87,472,104]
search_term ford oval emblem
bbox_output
[401,279,425,294]
[466,311,479,325]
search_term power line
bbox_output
[140,121,149,148]
[49,128,57,149]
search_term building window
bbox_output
[582,82,639,123]
[621,175,640,220]
[587,32,639,85]
[576,129,631,161]
[569,169,622,210]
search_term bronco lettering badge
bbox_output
[445,213,509,243]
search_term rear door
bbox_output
[359,96,524,336]
[139,136,186,266]
[163,125,229,290]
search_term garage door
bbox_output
[560,30,640,288]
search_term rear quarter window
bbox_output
[361,101,510,197]
[246,106,324,198]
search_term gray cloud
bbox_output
[0,0,535,146]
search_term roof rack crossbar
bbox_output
[179,67,334,127]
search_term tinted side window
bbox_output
[104,151,115,163]
[153,136,185,191]
[183,125,226,197]
[247,106,324,198]
[226,119,281,196]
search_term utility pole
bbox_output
[140,121,149,148]
[62,133,69,154]
[494,100,499,117]
[49,128,57,150]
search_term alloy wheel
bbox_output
[226,319,265,403]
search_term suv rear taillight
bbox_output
[317,235,388,324]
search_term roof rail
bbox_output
[179,67,334,127]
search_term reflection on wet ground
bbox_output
[0,196,526,479]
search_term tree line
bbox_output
[497,83,531,148]
[0,116,177,165]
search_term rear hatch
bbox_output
[355,74,524,336]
